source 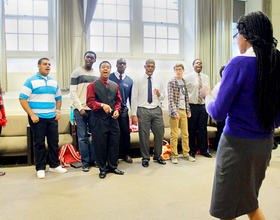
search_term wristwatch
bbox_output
[101,104,104,108]
[55,109,61,114]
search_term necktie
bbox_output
[148,76,152,104]
[104,80,109,89]
[119,74,122,81]
[197,73,203,104]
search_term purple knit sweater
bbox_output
[207,54,275,139]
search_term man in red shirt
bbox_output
[86,61,123,179]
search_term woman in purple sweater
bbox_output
[201,11,280,220]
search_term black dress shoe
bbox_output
[156,158,166,165]
[111,169,124,175]
[99,171,106,179]
[123,155,133,163]
[201,151,212,158]
[142,160,149,168]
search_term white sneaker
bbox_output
[171,157,179,164]
[184,155,196,162]
[49,165,67,173]
[37,170,45,179]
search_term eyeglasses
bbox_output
[174,68,183,71]
[233,32,239,40]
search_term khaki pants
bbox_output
[169,109,190,158]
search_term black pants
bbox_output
[188,104,208,155]
[91,115,120,172]
[29,117,59,171]
[117,108,131,158]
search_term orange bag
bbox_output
[161,140,171,160]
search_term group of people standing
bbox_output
[13,10,280,220]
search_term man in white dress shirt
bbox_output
[131,59,166,167]
[184,59,212,158]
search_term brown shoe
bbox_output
[123,155,133,163]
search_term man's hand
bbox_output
[79,109,88,117]
[112,110,119,119]
[175,115,180,120]
[153,88,160,97]
[55,112,60,121]
[103,104,113,114]
[200,86,211,99]
[187,113,191,118]
[132,115,138,125]
[31,114,39,123]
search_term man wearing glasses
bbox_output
[167,63,194,164]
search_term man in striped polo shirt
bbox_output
[19,58,67,179]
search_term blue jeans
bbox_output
[75,109,95,166]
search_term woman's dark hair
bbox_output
[237,11,280,133]
[219,66,225,78]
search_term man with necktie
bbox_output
[109,58,133,163]
[131,59,166,167]
[183,59,212,158]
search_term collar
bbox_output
[114,71,126,80]
[37,72,49,80]
[99,77,109,84]
[145,73,153,79]
[240,47,256,57]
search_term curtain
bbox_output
[0,0,7,91]
[76,0,97,67]
[195,0,232,87]
[56,0,74,90]
[262,0,272,19]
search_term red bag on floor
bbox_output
[59,144,81,167]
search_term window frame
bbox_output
[4,0,54,58]
[89,0,184,60]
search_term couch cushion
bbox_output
[1,115,28,136]
[0,136,28,156]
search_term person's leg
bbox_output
[29,117,47,171]
[118,109,131,160]
[169,116,179,158]
[247,208,265,220]
[46,118,60,168]
[151,107,165,160]
[137,108,152,161]
[188,104,199,156]
[75,109,91,167]
[197,105,209,154]
[179,109,190,157]
[107,118,120,170]
[86,110,96,165]
[90,116,108,172]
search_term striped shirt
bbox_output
[19,73,62,119]
[167,76,191,117]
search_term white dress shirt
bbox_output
[183,71,210,104]
[131,73,165,115]
[211,82,221,99]
[113,71,127,80]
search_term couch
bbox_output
[0,115,32,165]
[130,109,217,148]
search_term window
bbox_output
[89,0,182,59]
[90,0,130,53]
[142,0,180,55]
[4,0,53,57]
